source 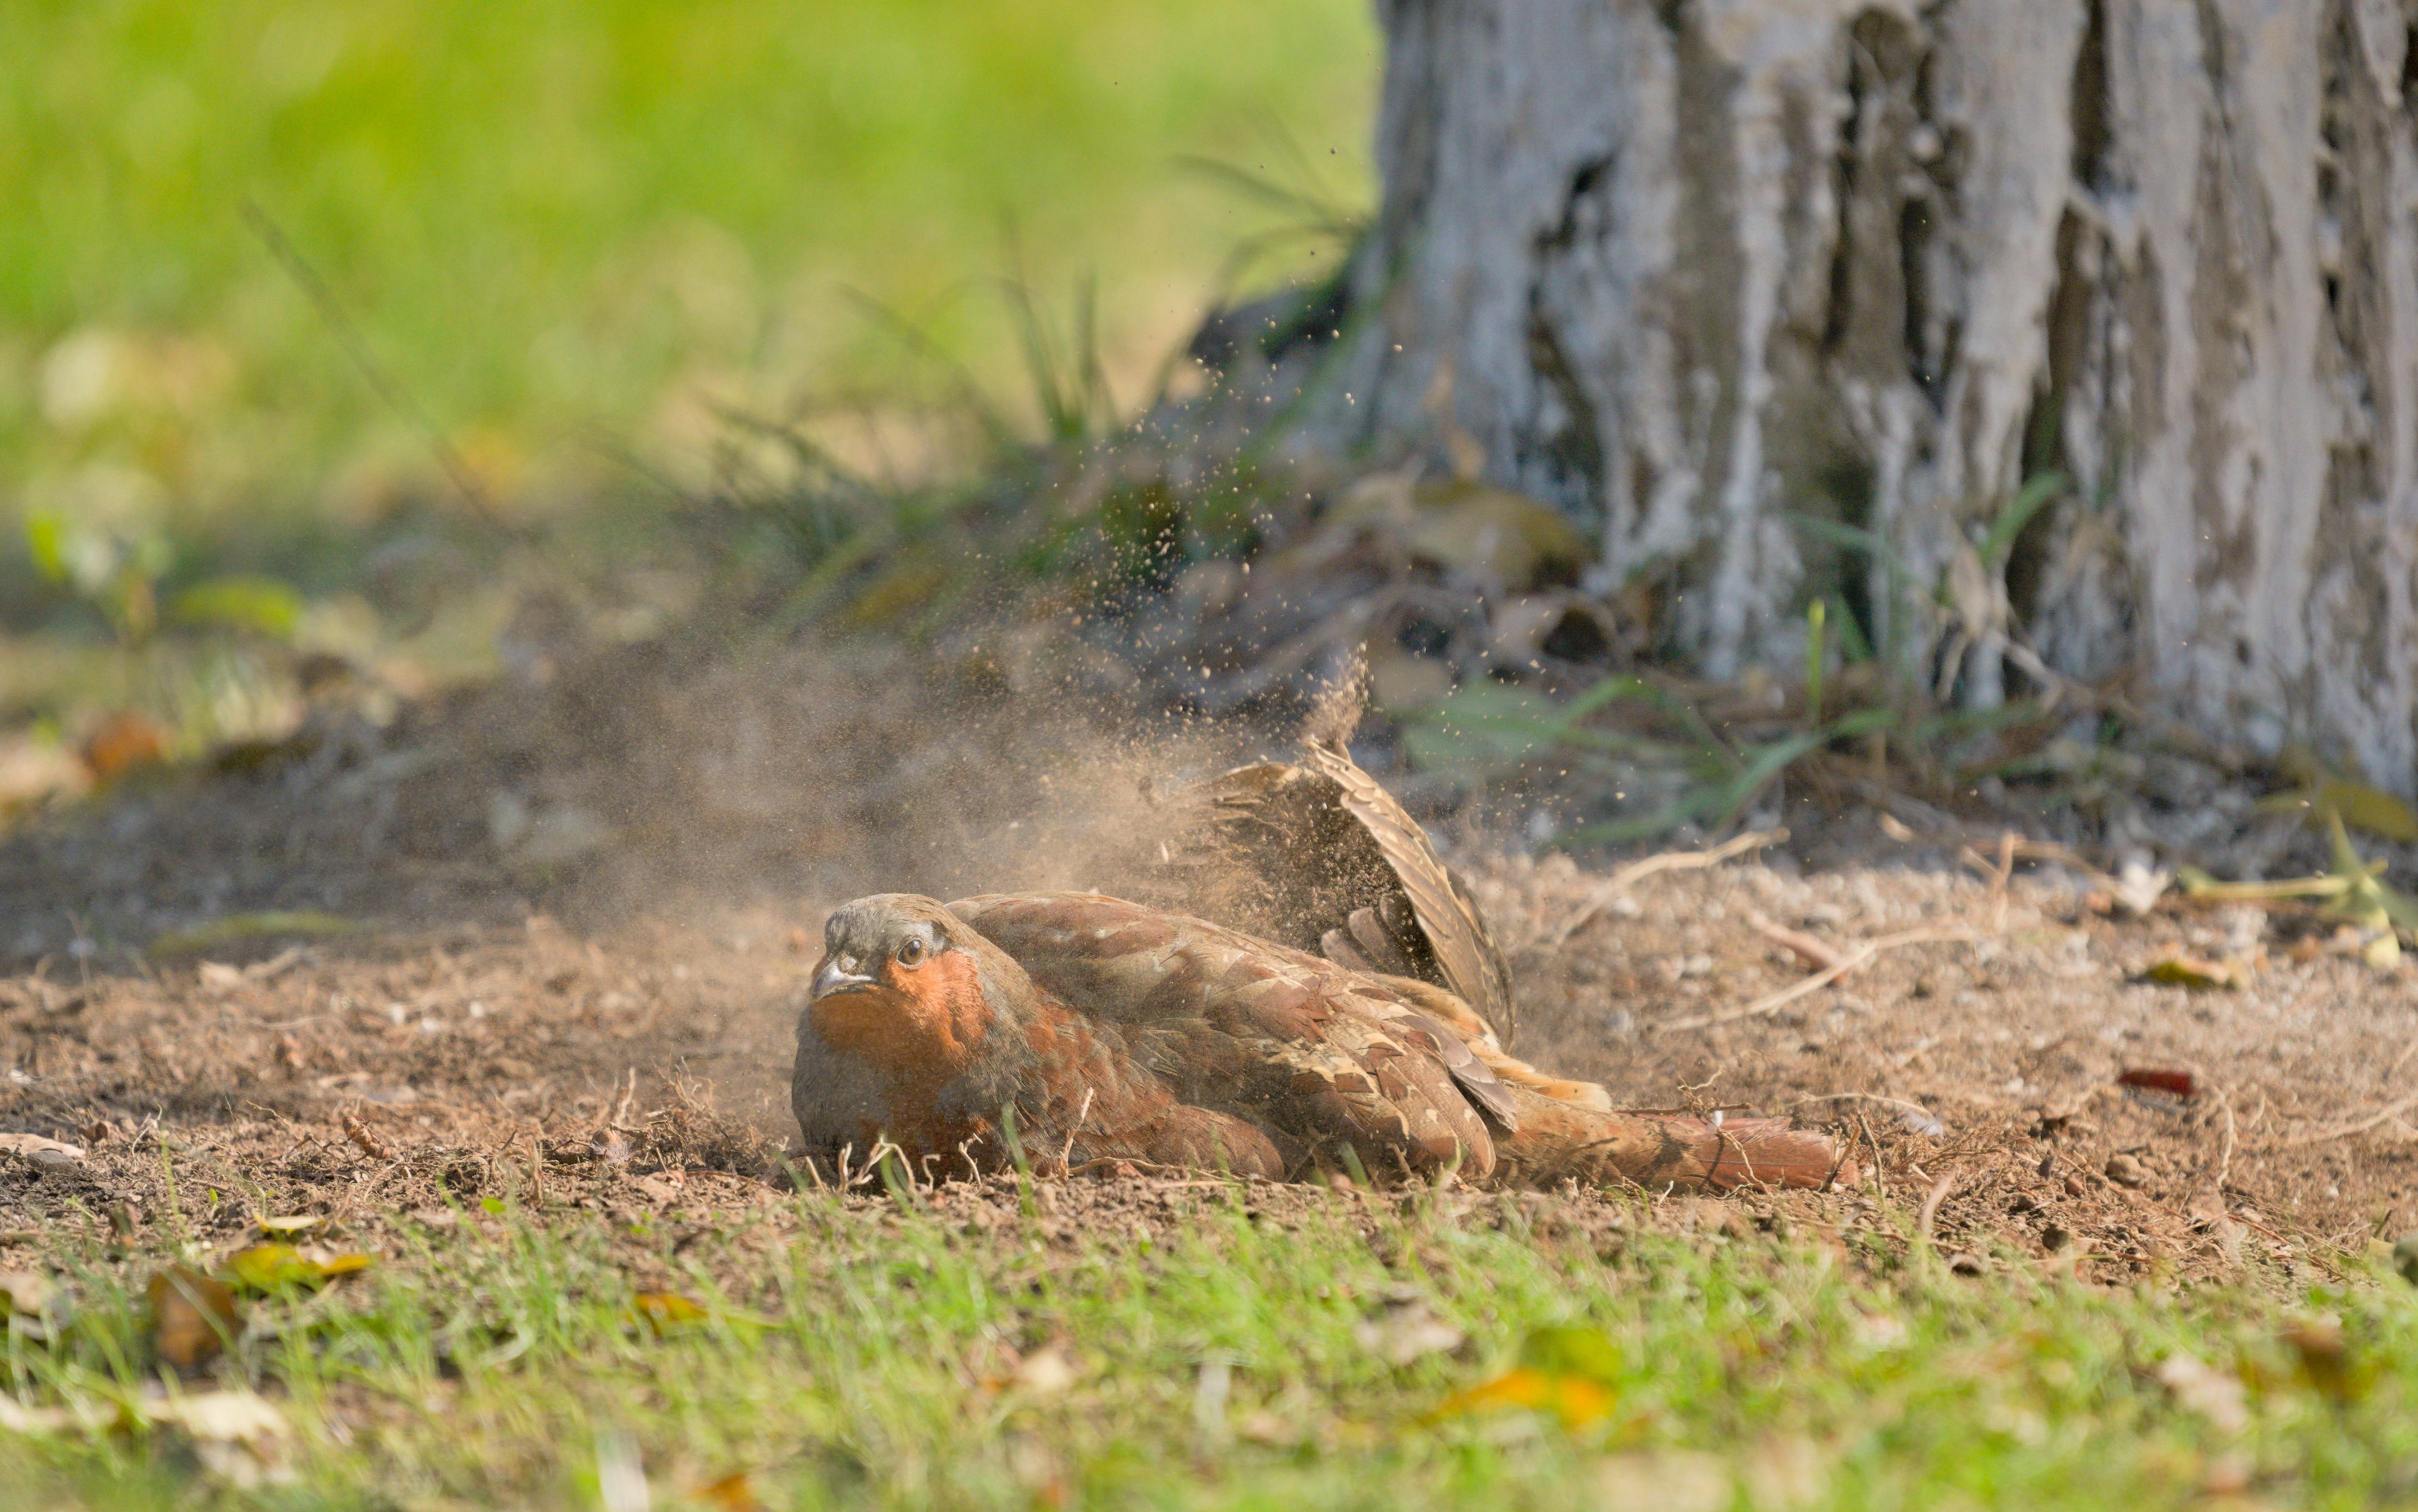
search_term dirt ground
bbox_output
[3,634,2414,1283]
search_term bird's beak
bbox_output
[810,954,877,1002]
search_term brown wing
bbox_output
[1123,752,1517,1043]
[1301,738,1518,1042]
[950,892,1512,1179]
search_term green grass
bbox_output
[1,0,1375,538]
[3,1183,2414,1509]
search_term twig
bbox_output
[1653,925,1976,1033]
[2268,1091,2418,1149]
[1916,1172,1957,1245]
[1545,830,1788,953]
[1985,830,2017,933]
[852,1138,911,1191]
[1855,1112,1887,1203]
[2212,1084,2237,1192]
[1797,1091,1945,1135]
[1747,911,1854,972]
[1605,829,1786,895]
[1876,805,2126,893]
[2383,1038,2418,1086]
[1059,1088,1096,1177]
[1707,1124,1763,1190]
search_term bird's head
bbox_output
[806,894,1028,1076]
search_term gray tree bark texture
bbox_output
[1309,0,2418,791]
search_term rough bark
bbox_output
[1312,0,2418,790]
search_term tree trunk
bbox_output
[1312,0,2418,789]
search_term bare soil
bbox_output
[3,635,2413,1283]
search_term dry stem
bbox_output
[1654,926,1975,1033]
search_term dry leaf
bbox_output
[1404,478,1588,591]
[1235,1409,1305,1447]
[1433,1367,1616,1431]
[1487,593,1619,668]
[0,1271,54,1316]
[1852,1312,1909,1351]
[0,1132,85,1169]
[254,1214,328,1237]
[2284,1318,2370,1403]
[1353,1292,1466,1366]
[149,1390,294,1487]
[693,1469,767,1511]
[2320,777,2418,842]
[79,709,171,783]
[2112,859,2172,917]
[1009,1344,1078,1397]
[149,1266,243,1369]
[0,1270,62,1341]
[628,1291,708,1335]
[2155,1355,2248,1435]
[2136,956,2241,991]
[1593,1451,1732,1512]
[2256,767,2418,843]
[0,1397,90,1435]
[221,1243,372,1293]
[1430,1326,1622,1431]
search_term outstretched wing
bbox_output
[950,892,1514,1179]
[1126,749,1519,1043]
[1301,738,1518,1040]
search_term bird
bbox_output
[794,890,1850,1192]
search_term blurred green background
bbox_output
[0,0,1374,779]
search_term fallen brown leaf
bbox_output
[2285,1317,2370,1403]
[0,1270,61,1340]
[79,709,171,783]
[694,1469,767,1511]
[149,1266,243,1370]
[0,1132,86,1167]
[148,1390,294,1488]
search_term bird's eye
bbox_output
[897,937,927,966]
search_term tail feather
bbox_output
[1494,1086,1853,1193]
[1473,1048,1613,1112]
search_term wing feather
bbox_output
[1302,740,1518,1042]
